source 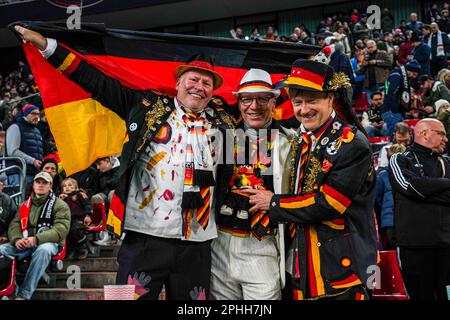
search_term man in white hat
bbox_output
[211,69,294,299]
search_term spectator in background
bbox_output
[427,4,441,23]
[362,91,386,137]
[333,23,351,56]
[382,60,420,138]
[89,156,120,207]
[406,12,424,35]
[378,122,412,169]
[317,35,326,47]
[376,143,406,250]
[0,182,17,244]
[6,104,43,186]
[397,30,415,66]
[437,68,450,89]
[0,130,7,184]
[422,23,432,40]
[232,27,245,40]
[299,30,313,45]
[360,40,392,104]
[250,27,260,40]
[411,32,432,75]
[353,14,370,41]
[437,9,450,34]
[389,119,450,300]
[434,99,450,151]
[398,20,408,36]
[328,42,355,101]
[59,177,92,260]
[37,109,57,157]
[288,33,298,43]
[350,51,365,100]
[381,8,395,33]
[378,32,395,63]
[427,22,450,76]
[392,28,405,47]
[263,26,278,41]
[0,92,12,129]
[418,74,450,117]
[0,172,70,300]
[40,158,63,196]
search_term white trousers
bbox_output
[210,230,281,300]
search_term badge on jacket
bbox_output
[129,123,138,132]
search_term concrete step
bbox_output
[86,244,120,258]
[56,257,118,272]
[38,272,116,288]
[32,287,167,300]
[32,288,104,300]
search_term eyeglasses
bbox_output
[430,129,447,137]
[239,96,273,106]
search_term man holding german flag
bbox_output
[14,25,235,300]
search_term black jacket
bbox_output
[389,143,450,247]
[269,116,377,299]
[0,192,17,237]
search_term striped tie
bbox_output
[289,132,312,239]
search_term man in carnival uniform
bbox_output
[248,59,377,300]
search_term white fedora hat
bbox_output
[232,68,280,97]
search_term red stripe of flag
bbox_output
[322,185,351,208]
[290,67,325,86]
[280,193,315,204]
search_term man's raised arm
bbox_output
[14,25,142,120]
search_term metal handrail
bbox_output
[0,156,27,204]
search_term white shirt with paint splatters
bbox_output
[124,99,219,242]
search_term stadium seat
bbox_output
[368,136,390,144]
[372,250,409,300]
[85,202,106,233]
[403,119,420,131]
[0,257,16,298]
[354,92,369,112]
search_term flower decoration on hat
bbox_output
[327,72,352,91]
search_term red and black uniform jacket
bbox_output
[269,116,377,299]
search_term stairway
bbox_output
[32,245,119,300]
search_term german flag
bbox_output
[13,21,319,175]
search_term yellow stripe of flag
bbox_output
[57,52,77,73]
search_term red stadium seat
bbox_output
[354,92,369,112]
[52,240,67,261]
[403,119,419,131]
[0,257,16,297]
[85,202,106,232]
[372,250,409,300]
[368,136,390,144]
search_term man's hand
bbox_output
[424,106,435,114]
[33,159,42,169]
[15,238,28,250]
[23,237,37,248]
[84,216,92,226]
[14,25,47,50]
[246,189,274,213]
[0,236,8,244]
